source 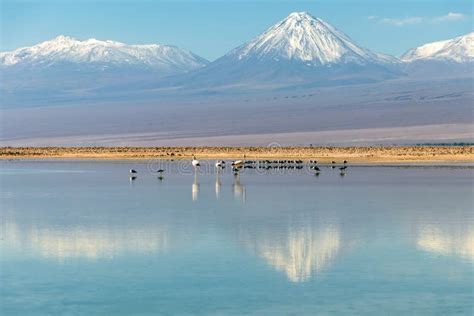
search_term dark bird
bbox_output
[339,166,347,171]
[130,169,137,174]
[157,169,165,173]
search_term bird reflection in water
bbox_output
[233,172,246,203]
[192,171,199,201]
[215,169,222,199]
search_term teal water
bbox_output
[0,160,473,315]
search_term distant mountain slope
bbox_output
[401,32,473,63]
[170,12,400,90]
[0,35,209,74]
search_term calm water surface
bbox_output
[0,160,473,315]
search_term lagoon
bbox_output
[0,160,473,315]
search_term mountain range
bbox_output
[1,11,472,106]
[0,35,208,75]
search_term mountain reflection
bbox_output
[417,224,474,262]
[2,222,169,261]
[241,220,341,282]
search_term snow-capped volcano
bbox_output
[401,32,473,63]
[0,35,208,73]
[229,12,396,65]
[175,12,399,90]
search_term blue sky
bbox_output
[1,0,472,60]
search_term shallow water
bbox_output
[0,160,473,315]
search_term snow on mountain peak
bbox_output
[227,11,393,65]
[401,32,474,63]
[286,11,314,21]
[0,35,209,72]
[53,35,75,42]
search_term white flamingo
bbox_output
[231,155,245,169]
[192,155,200,168]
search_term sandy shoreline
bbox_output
[1,146,473,164]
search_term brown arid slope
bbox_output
[0,146,473,164]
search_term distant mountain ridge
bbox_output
[401,32,473,63]
[0,35,209,75]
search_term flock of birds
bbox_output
[202,155,349,177]
[129,155,349,181]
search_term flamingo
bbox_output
[192,156,200,168]
[231,155,245,169]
